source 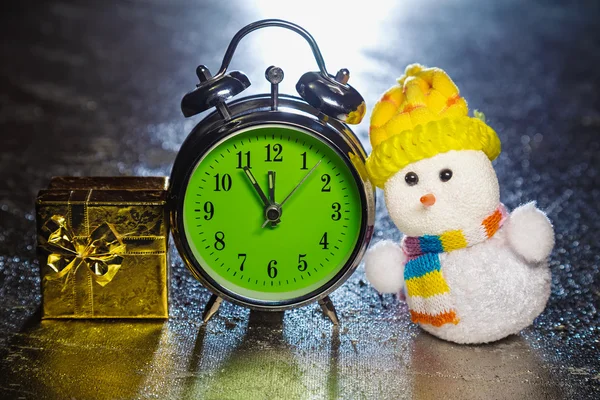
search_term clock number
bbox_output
[214,173,232,191]
[297,254,308,271]
[300,152,308,170]
[319,232,329,250]
[265,144,283,162]
[321,174,331,192]
[331,202,341,221]
[203,201,214,220]
[238,253,247,271]
[236,151,251,169]
[214,231,225,250]
[267,260,278,278]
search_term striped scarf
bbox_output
[401,204,508,327]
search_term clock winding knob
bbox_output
[266,66,284,111]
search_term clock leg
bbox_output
[319,296,339,325]
[202,294,223,323]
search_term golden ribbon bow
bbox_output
[40,215,126,287]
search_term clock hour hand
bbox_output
[242,167,270,207]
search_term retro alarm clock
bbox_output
[169,19,375,323]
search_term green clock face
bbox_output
[182,124,363,302]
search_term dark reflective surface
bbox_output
[0,0,598,398]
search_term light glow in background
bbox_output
[173,0,413,152]
[144,0,490,175]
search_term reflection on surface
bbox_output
[0,300,573,399]
[193,312,305,399]
[178,311,330,399]
[410,332,564,399]
[0,318,165,399]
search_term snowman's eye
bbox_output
[405,172,419,186]
[440,169,453,182]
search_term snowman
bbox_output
[364,64,554,344]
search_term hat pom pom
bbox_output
[397,63,425,85]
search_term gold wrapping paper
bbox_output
[36,177,169,319]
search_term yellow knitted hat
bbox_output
[366,64,501,188]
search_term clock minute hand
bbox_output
[268,170,276,204]
[280,160,322,207]
[242,167,270,207]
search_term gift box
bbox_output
[36,177,169,319]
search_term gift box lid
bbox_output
[37,177,168,205]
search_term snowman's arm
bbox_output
[364,240,406,293]
[505,202,555,263]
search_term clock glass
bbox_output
[182,124,363,303]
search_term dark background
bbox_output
[0,0,599,399]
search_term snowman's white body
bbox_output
[416,224,551,343]
[365,150,554,344]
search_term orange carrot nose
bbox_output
[420,193,436,207]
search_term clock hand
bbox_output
[242,166,270,207]
[280,159,321,207]
[261,160,321,228]
[268,170,276,204]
